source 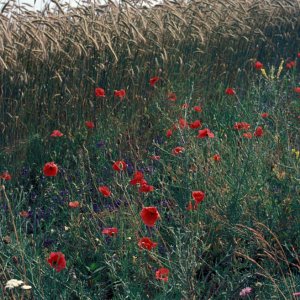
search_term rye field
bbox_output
[0,0,299,299]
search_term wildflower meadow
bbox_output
[0,0,299,299]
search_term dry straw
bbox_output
[0,0,299,147]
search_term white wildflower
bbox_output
[5,279,24,289]
[21,285,32,290]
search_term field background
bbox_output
[0,0,299,299]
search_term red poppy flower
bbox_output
[225,88,236,95]
[243,132,252,139]
[149,76,159,87]
[139,183,154,193]
[50,130,63,137]
[114,89,126,99]
[254,61,263,70]
[150,155,160,160]
[254,126,263,137]
[1,171,12,181]
[294,87,300,94]
[155,268,169,282]
[286,61,296,69]
[298,52,300,58]
[182,103,189,109]
[167,92,176,101]
[261,112,269,118]
[189,120,202,129]
[85,121,95,129]
[98,186,111,197]
[197,128,214,138]
[186,201,198,211]
[192,191,205,204]
[95,87,105,97]
[140,207,160,227]
[69,201,80,208]
[112,160,127,172]
[213,154,221,161]
[166,129,173,138]
[43,162,58,177]
[172,146,185,155]
[139,179,148,185]
[194,106,202,112]
[130,171,144,185]
[19,211,29,218]
[233,122,250,130]
[138,237,158,250]
[47,252,66,272]
[102,227,118,236]
[179,118,188,129]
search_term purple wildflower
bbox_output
[93,203,101,213]
[96,140,106,148]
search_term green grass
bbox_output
[1,62,299,299]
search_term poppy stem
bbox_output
[1,186,27,279]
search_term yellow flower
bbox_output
[276,60,284,79]
[292,149,300,159]
[260,68,268,80]
[259,60,284,81]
